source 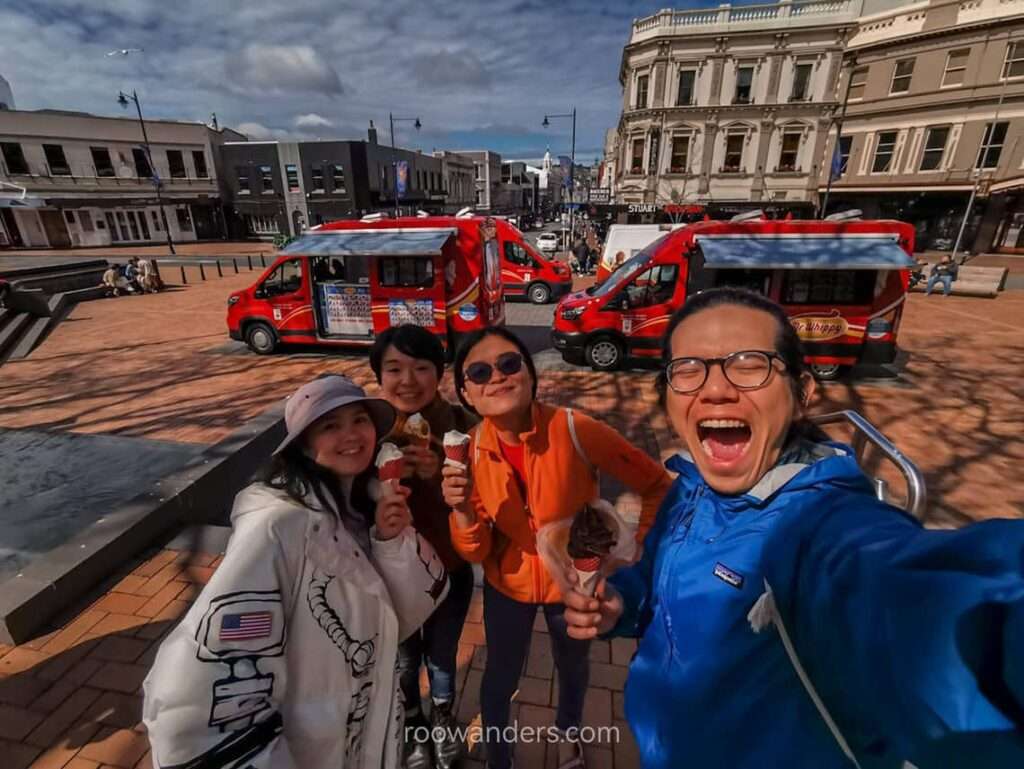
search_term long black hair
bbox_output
[452,327,539,414]
[657,287,825,440]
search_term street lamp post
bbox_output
[118,89,175,254]
[543,108,576,249]
[389,113,421,218]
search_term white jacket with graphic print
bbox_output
[142,482,449,769]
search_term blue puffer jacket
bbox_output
[609,442,1024,769]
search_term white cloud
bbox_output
[236,122,291,140]
[225,44,343,95]
[294,113,333,129]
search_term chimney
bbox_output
[368,120,378,145]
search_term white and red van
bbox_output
[499,234,572,304]
[552,216,916,379]
[227,215,506,355]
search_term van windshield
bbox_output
[590,233,670,298]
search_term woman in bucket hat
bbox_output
[143,375,450,769]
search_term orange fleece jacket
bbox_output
[449,402,672,604]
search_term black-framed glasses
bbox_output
[465,351,524,385]
[665,350,787,394]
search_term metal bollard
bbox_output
[180,264,187,284]
[232,258,238,274]
[260,253,266,267]
[246,254,253,271]
[216,260,223,278]
[200,263,206,281]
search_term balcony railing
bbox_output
[631,0,858,40]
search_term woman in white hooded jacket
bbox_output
[143,375,450,769]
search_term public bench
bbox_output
[909,263,1008,298]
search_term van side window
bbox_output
[712,269,771,296]
[503,242,532,267]
[379,257,434,288]
[261,259,303,295]
[623,264,678,308]
[782,270,875,305]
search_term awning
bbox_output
[282,228,456,257]
[0,196,45,209]
[696,235,916,270]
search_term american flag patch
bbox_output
[219,611,273,641]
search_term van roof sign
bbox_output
[282,228,456,256]
[696,234,916,271]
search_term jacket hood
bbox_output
[665,439,873,508]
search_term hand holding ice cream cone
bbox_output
[443,430,471,470]
[403,412,431,448]
[375,442,405,488]
[566,504,618,597]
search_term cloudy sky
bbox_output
[0,0,700,163]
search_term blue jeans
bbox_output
[398,562,475,714]
[926,274,953,295]
[480,581,591,769]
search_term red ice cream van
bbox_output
[227,215,506,355]
[499,233,573,304]
[552,217,916,379]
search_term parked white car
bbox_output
[536,232,560,253]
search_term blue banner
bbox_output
[396,160,409,198]
[829,143,843,182]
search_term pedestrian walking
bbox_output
[441,327,671,769]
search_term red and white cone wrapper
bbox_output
[376,442,404,485]
[443,430,471,470]
[572,556,602,597]
[403,413,431,448]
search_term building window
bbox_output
[260,165,274,193]
[777,132,801,172]
[734,66,754,104]
[636,74,649,108]
[942,49,970,87]
[475,163,483,181]
[331,164,346,193]
[90,147,115,177]
[236,167,250,194]
[137,210,151,240]
[669,135,690,173]
[192,151,209,178]
[837,135,852,175]
[1,142,29,175]
[151,210,162,231]
[919,126,950,171]
[176,207,193,231]
[791,63,813,101]
[311,165,324,192]
[64,210,76,224]
[1003,42,1024,79]
[848,65,868,100]
[723,133,745,172]
[631,138,644,173]
[677,70,696,106]
[167,150,187,179]
[976,121,1008,169]
[871,131,898,173]
[246,215,280,235]
[43,144,71,176]
[80,212,94,232]
[890,59,914,94]
[133,148,153,178]
[286,164,300,192]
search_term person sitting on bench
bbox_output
[925,254,958,296]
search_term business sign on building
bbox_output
[588,188,611,204]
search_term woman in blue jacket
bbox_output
[564,287,1024,769]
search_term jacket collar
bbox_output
[476,401,552,456]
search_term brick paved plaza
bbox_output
[0,256,1021,767]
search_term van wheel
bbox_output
[527,282,551,304]
[245,322,278,355]
[586,336,624,371]
[810,363,846,381]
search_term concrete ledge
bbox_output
[0,405,285,644]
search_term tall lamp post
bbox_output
[543,108,576,248]
[389,113,421,217]
[117,89,175,254]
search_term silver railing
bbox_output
[810,410,927,519]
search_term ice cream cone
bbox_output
[403,413,431,448]
[376,442,405,485]
[572,555,602,597]
[443,430,471,469]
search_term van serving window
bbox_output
[782,270,876,305]
[379,257,434,288]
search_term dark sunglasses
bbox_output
[464,351,524,385]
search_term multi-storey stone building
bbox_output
[613,0,863,216]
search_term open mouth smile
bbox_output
[696,418,752,465]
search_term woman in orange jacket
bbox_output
[441,327,671,769]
